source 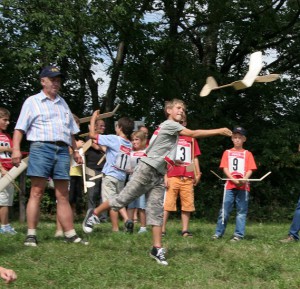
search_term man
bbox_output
[12,65,87,246]
[85,119,107,221]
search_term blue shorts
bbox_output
[127,194,146,209]
[27,142,70,180]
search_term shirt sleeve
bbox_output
[219,150,229,168]
[246,151,257,171]
[15,98,33,133]
[193,139,201,157]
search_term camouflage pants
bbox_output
[109,161,165,226]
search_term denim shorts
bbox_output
[27,142,70,180]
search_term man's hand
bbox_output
[219,128,232,137]
[11,149,22,167]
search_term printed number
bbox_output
[119,154,129,170]
[136,157,141,165]
[180,147,186,161]
[233,158,238,171]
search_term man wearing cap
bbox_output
[211,126,257,242]
[12,65,88,246]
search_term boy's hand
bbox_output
[91,110,100,122]
[219,128,232,136]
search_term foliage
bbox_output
[1,0,300,211]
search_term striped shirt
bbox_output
[15,90,79,146]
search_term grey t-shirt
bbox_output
[141,120,184,175]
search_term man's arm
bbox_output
[11,129,24,167]
[180,127,232,138]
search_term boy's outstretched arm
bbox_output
[89,110,100,140]
[180,127,232,138]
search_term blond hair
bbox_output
[164,99,186,118]
[131,130,147,148]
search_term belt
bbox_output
[37,141,68,147]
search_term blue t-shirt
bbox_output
[96,135,132,181]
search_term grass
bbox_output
[1,219,300,289]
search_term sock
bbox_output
[27,229,36,236]
[64,229,77,238]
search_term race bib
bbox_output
[114,145,131,171]
[130,150,147,169]
[175,138,192,165]
[228,150,246,177]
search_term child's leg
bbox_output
[215,189,235,237]
[162,211,169,233]
[110,210,120,231]
[0,206,9,225]
[181,211,191,233]
[127,208,135,220]
[152,225,163,247]
[162,177,180,233]
[139,209,146,228]
[234,190,249,238]
[179,178,194,234]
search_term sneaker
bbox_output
[150,247,168,266]
[82,209,100,233]
[64,235,89,245]
[280,235,297,243]
[211,234,221,240]
[124,220,134,233]
[24,235,38,247]
[230,236,242,242]
[1,225,17,235]
[138,227,147,234]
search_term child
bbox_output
[0,108,17,234]
[55,114,84,237]
[83,99,232,265]
[162,114,201,237]
[85,116,134,232]
[212,126,257,242]
[127,130,148,234]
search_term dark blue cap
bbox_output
[232,126,247,136]
[40,66,63,78]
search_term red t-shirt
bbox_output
[220,148,257,191]
[167,136,201,178]
[0,132,13,170]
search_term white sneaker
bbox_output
[138,227,147,234]
[150,247,168,266]
[82,209,100,233]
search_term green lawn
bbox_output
[1,219,299,289]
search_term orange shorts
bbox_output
[164,177,195,212]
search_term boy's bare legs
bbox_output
[152,225,163,247]
[139,209,146,227]
[93,201,110,216]
[127,208,134,220]
[109,210,120,231]
[0,207,9,225]
[162,210,170,233]
[181,211,191,233]
[119,207,129,222]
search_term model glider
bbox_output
[79,104,120,124]
[200,51,280,97]
[210,170,271,182]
